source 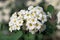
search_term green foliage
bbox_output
[24,33,35,40]
[36,34,43,40]
[0,31,23,40]
[47,5,54,14]
[9,31,23,40]
[41,20,56,36]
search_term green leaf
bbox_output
[47,5,54,14]
[28,33,35,40]
[42,21,56,35]
[9,31,23,40]
[0,31,9,40]
[24,33,35,40]
[36,34,43,40]
[24,34,29,40]
[0,31,23,40]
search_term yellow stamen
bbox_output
[29,23,32,26]
[35,23,38,26]
[32,19,35,22]
[27,14,30,16]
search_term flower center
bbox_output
[35,23,38,26]
[14,20,16,22]
[29,23,32,26]
[32,19,35,22]
[27,14,30,16]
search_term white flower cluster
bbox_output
[9,12,24,32]
[9,6,47,34]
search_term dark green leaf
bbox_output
[36,34,43,40]
[47,5,54,14]
[24,33,35,40]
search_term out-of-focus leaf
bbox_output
[0,31,9,40]
[28,33,35,40]
[24,34,29,40]
[47,5,54,14]
[36,34,43,40]
[24,33,35,40]
[42,21,56,35]
[9,31,23,40]
[0,31,23,40]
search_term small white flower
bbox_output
[18,12,24,19]
[34,6,43,12]
[24,11,31,19]
[9,21,14,26]
[28,6,34,10]
[34,21,42,30]
[41,15,47,24]
[19,10,26,15]
[47,12,52,18]
[16,18,23,26]
[36,13,42,20]
[29,11,36,18]
[29,29,38,34]
[10,12,17,20]
[9,27,12,32]
[9,25,16,32]
[15,25,20,30]
[27,18,37,24]
[26,22,35,30]
[9,16,17,27]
